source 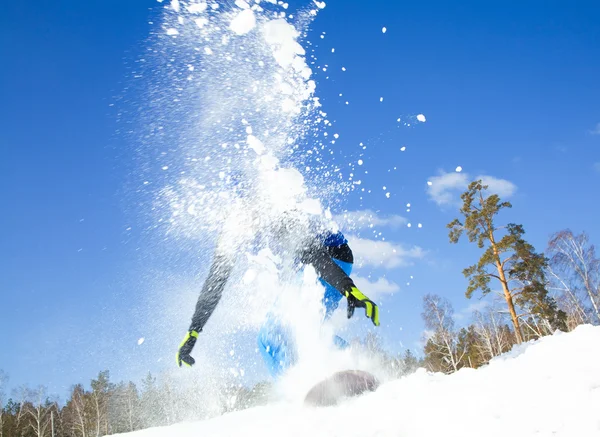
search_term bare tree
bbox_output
[0,371,7,437]
[473,303,514,361]
[421,294,465,373]
[547,229,600,324]
[109,382,140,434]
[12,385,30,435]
[122,383,140,433]
[66,384,89,437]
[546,266,589,330]
[25,386,52,437]
[90,371,113,437]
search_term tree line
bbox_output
[422,180,599,373]
[0,369,277,437]
[0,338,423,437]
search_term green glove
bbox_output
[344,287,380,326]
[176,330,199,367]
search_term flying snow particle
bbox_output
[380,97,384,102]
[417,114,426,122]
[187,2,208,13]
[247,135,265,155]
[162,166,169,170]
[334,133,339,139]
[400,146,406,151]
[235,0,250,8]
[204,47,213,55]
[418,223,423,228]
[427,181,433,186]
[229,8,256,35]
[332,48,335,53]
[166,28,179,36]
[358,160,363,166]
[195,17,208,28]
[138,338,145,345]
[382,27,387,33]
[342,67,346,71]
[313,1,326,9]
[407,223,412,228]
[456,166,463,172]
[406,203,411,207]
[386,193,391,198]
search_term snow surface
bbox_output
[116,325,600,437]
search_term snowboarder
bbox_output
[176,216,380,376]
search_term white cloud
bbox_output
[479,175,518,198]
[334,209,407,230]
[426,171,517,207]
[426,172,468,206]
[589,123,600,135]
[353,275,400,298]
[454,300,489,321]
[347,235,426,269]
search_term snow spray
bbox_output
[132,0,383,413]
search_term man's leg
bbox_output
[257,312,297,377]
[319,258,353,350]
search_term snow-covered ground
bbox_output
[118,324,600,437]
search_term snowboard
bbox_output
[304,369,379,407]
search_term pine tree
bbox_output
[401,349,420,374]
[448,180,566,343]
[456,325,485,369]
[140,373,166,428]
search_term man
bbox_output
[176,215,379,376]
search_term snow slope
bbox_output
[118,324,600,437]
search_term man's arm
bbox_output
[177,244,236,367]
[300,242,379,326]
[189,251,235,333]
[299,243,355,294]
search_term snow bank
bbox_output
[116,325,600,437]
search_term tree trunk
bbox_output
[489,229,523,344]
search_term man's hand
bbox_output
[176,330,199,367]
[344,287,380,326]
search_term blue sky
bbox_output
[1,0,599,400]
